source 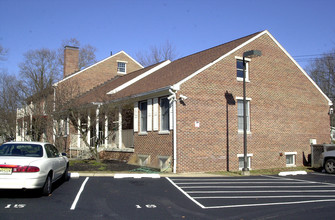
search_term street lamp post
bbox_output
[242,50,262,176]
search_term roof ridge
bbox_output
[175,30,264,62]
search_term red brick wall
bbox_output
[176,34,330,172]
[64,46,79,78]
[133,101,173,168]
[59,52,142,97]
[133,131,173,168]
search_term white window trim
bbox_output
[236,97,252,134]
[285,152,297,167]
[153,98,159,131]
[117,61,127,74]
[147,99,152,132]
[160,97,170,134]
[237,153,253,171]
[139,101,147,134]
[235,56,251,82]
[133,102,138,133]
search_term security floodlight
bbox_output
[243,50,262,58]
[179,95,188,100]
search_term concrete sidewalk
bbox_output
[69,171,225,178]
[69,170,310,178]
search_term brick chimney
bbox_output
[63,46,79,78]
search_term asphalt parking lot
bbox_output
[1,172,335,219]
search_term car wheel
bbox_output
[62,165,70,181]
[325,159,335,174]
[42,174,52,196]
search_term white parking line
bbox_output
[181,185,335,188]
[194,195,335,199]
[168,176,335,209]
[166,177,205,209]
[205,199,335,209]
[264,174,335,186]
[187,190,335,193]
[70,177,89,210]
[176,181,312,185]
[171,178,274,181]
[311,172,335,177]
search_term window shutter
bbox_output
[147,99,152,131]
[66,117,70,135]
[134,102,138,132]
[153,98,158,131]
[169,101,174,130]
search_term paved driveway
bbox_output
[1,173,335,219]
[167,175,335,209]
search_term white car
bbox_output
[0,142,69,196]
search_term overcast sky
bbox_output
[1,0,334,75]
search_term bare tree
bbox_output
[52,83,126,161]
[307,50,335,101]
[57,38,97,70]
[0,44,9,61]
[307,49,335,126]
[0,72,25,141]
[136,40,178,67]
[19,48,60,97]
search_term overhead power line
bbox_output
[293,53,335,63]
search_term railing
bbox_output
[69,129,134,158]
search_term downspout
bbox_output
[53,86,56,144]
[169,89,177,173]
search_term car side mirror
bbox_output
[62,152,67,157]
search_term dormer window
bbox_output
[117,61,127,74]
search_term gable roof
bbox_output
[70,30,331,107]
[107,31,263,101]
[53,51,143,87]
[106,30,332,106]
[71,61,170,106]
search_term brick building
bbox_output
[77,30,332,172]
[17,30,332,173]
[16,47,143,145]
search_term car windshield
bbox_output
[0,143,43,157]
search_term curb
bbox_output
[114,173,160,179]
[278,171,307,176]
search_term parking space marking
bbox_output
[70,177,89,210]
[167,176,335,209]
[166,177,205,209]
[310,172,335,177]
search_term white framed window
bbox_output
[237,153,253,170]
[160,97,170,133]
[285,152,297,167]
[236,57,250,82]
[139,101,147,134]
[237,97,251,133]
[117,61,127,74]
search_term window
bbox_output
[160,97,170,132]
[45,144,60,158]
[285,152,297,167]
[140,101,147,133]
[0,143,43,157]
[236,59,249,81]
[117,62,126,73]
[238,154,253,170]
[237,99,250,132]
